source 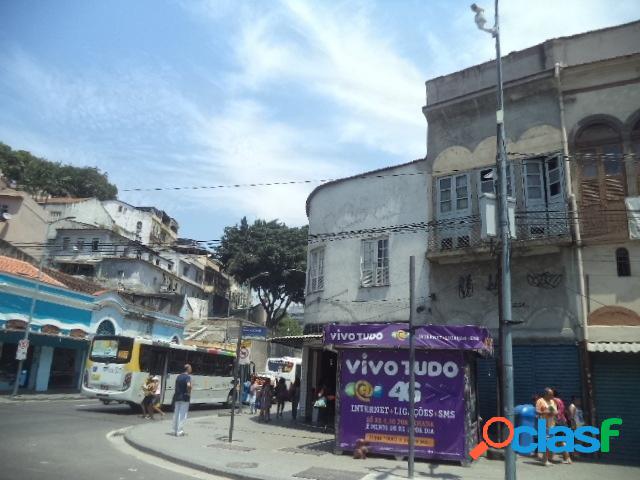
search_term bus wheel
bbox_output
[100,399,112,405]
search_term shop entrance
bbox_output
[49,348,77,389]
[305,348,337,423]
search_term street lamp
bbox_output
[470,3,516,479]
[12,216,75,396]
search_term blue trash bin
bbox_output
[514,404,536,454]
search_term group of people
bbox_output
[247,376,300,422]
[534,386,585,466]
[140,374,165,420]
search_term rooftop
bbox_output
[0,256,66,287]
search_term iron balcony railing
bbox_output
[428,210,571,255]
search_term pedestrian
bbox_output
[536,387,558,466]
[289,377,300,422]
[315,383,329,430]
[149,375,165,419]
[275,377,288,418]
[260,378,273,422]
[248,376,258,414]
[551,388,572,464]
[567,395,585,459]
[172,364,192,436]
[141,375,155,419]
[567,395,585,430]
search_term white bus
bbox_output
[257,356,302,387]
[82,335,237,409]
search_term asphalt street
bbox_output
[0,398,229,480]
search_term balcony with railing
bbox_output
[428,198,571,260]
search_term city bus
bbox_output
[81,335,237,409]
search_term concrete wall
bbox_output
[0,190,49,259]
[305,161,431,326]
[42,199,114,233]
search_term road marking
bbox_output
[106,428,232,480]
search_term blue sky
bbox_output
[0,0,638,241]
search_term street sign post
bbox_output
[16,339,29,361]
[241,326,267,340]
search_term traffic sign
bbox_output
[238,345,251,365]
[16,339,29,360]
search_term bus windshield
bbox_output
[90,336,134,364]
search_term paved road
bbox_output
[0,398,229,480]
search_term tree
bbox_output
[0,142,117,200]
[216,218,308,328]
[274,315,303,337]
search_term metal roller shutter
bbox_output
[592,353,640,465]
[477,344,581,420]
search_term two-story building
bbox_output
[423,20,640,463]
[301,160,430,422]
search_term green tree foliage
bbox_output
[216,217,308,328]
[0,142,117,200]
[274,315,303,337]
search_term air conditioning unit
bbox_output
[480,193,516,240]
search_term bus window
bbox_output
[90,336,133,364]
[202,354,217,376]
[187,351,205,375]
[168,350,188,374]
[139,346,166,374]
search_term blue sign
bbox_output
[242,326,268,340]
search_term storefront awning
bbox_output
[587,342,640,353]
[268,334,322,349]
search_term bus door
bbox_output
[139,345,169,402]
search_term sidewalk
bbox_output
[0,391,85,403]
[124,409,640,480]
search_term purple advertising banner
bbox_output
[325,323,492,353]
[338,349,465,461]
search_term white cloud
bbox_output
[228,0,427,157]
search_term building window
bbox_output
[50,211,62,218]
[438,174,469,215]
[117,270,125,278]
[307,248,325,292]
[575,123,625,207]
[361,238,389,287]
[155,259,160,266]
[76,238,85,251]
[168,262,173,271]
[62,237,70,251]
[183,265,190,276]
[616,248,631,277]
[92,238,100,252]
[118,205,123,212]
[136,221,142,231]
[0,204,8,214]
[96,320,116,336]
[479,165,513,196]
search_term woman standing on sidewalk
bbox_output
[260,378,273,422]
[248,376,258,414]
[289,377,300,422]
[275,377,288,418]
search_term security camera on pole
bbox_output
[470,2,516,479]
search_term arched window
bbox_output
[96,319,116,336]
[616,248,631,277]
[575,122,626,206]
[136,221,143,231]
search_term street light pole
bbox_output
[471,2,515,479]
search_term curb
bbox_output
[123,428,279,480]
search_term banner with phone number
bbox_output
[338,348,465,461]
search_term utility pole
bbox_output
[229,317,243,442]
[408,256,416,478]
[471,2,515,478]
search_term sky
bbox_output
[0,0,638,242]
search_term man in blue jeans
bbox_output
[172,364,192,436]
